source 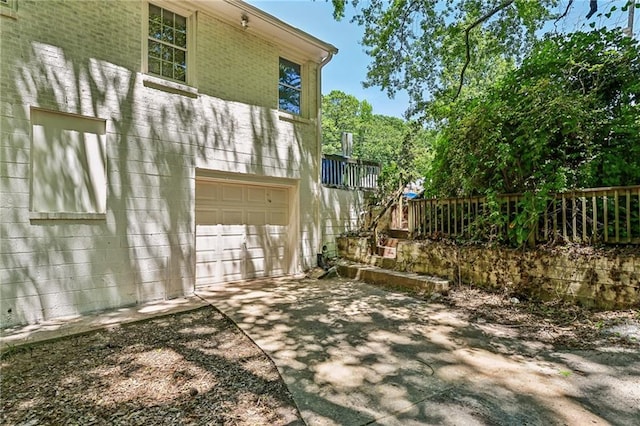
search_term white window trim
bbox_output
[0,0,17,19]
[142,1,197,87]
[278,112,314,125]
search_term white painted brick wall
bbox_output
[0,0,324,327]
[321,187,367,255]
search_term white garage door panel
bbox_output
[270,211,287,225]
[196,210,218,225]
[221,260,243,280]
[247,187,266,203]
[222,184,243,201]
[196,234,219,249]
[221,232,244,243]
[195,264,217,286]
[270,188,288,204]
[195,179,290,287]
[196,250,219,264]
[247,211,267,225]
[222,210,244,224]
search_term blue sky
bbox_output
[247,0,639,119]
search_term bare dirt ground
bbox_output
[1,285,638,426]
[438,285,640,350]
[1,306,303,426]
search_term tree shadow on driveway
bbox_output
[197,277,640,425]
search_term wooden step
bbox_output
[387,228,409,239]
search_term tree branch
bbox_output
[555,0,574,23]
[397,0,421,56]
[586,0,598,19]
[454,0,516,101]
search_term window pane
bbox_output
[175,14,186,33]
[161,61,173,78]
[174,64,186,82]
[148,58,160,75]
[279,58,301,114]
[175,29,186,48]
[279,58,301,89]
[279,86,301,115]
[161,44,173,62]
[162,8,174,28]
[148,40,161,59]
[174,49,185,67]
[150,4,161,18]
[162,25,174,44]
[149,6,162,39]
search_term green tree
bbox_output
[331,0,636,118]
[428,29,640,197]
[321,91,434,198]
[321,90,372,155]
[361,117,434,195]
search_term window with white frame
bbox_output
[279,57,302,115]
[147,3,187,82]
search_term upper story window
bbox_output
[279,57,301,115]
[148,3,187,82]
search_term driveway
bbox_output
[196,277,640,426]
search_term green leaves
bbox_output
[321,90,434,199]
[321,90,372,155]
[332,0,559,118]
[426,28,640,212]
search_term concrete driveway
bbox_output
[197,277,640,426]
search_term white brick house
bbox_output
[0,0,338,327]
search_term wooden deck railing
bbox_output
[407,185,640,244]
[321,155,380,190]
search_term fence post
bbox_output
[408,200,415,235]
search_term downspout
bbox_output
[315,50,336,264]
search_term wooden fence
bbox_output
[407,185,640,245]
[321,155,380,190]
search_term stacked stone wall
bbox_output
[338,237,640,309]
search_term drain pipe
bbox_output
[315,49,336,266]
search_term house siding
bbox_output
[321,187,368,256]
[0,0,326,327]
[197,11,278,108]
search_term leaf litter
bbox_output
[1,306,303,426]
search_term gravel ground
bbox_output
[1,306,303,426]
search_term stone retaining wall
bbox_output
[337,237,640,309]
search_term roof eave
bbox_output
[188,0,338,63]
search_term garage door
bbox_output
[195,179,290,287]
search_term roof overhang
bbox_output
[185,0,338,63]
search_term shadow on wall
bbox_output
[1,37,213,327]
[1,34,315,327]
[320,186,369,254]
[248,103,317,271]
